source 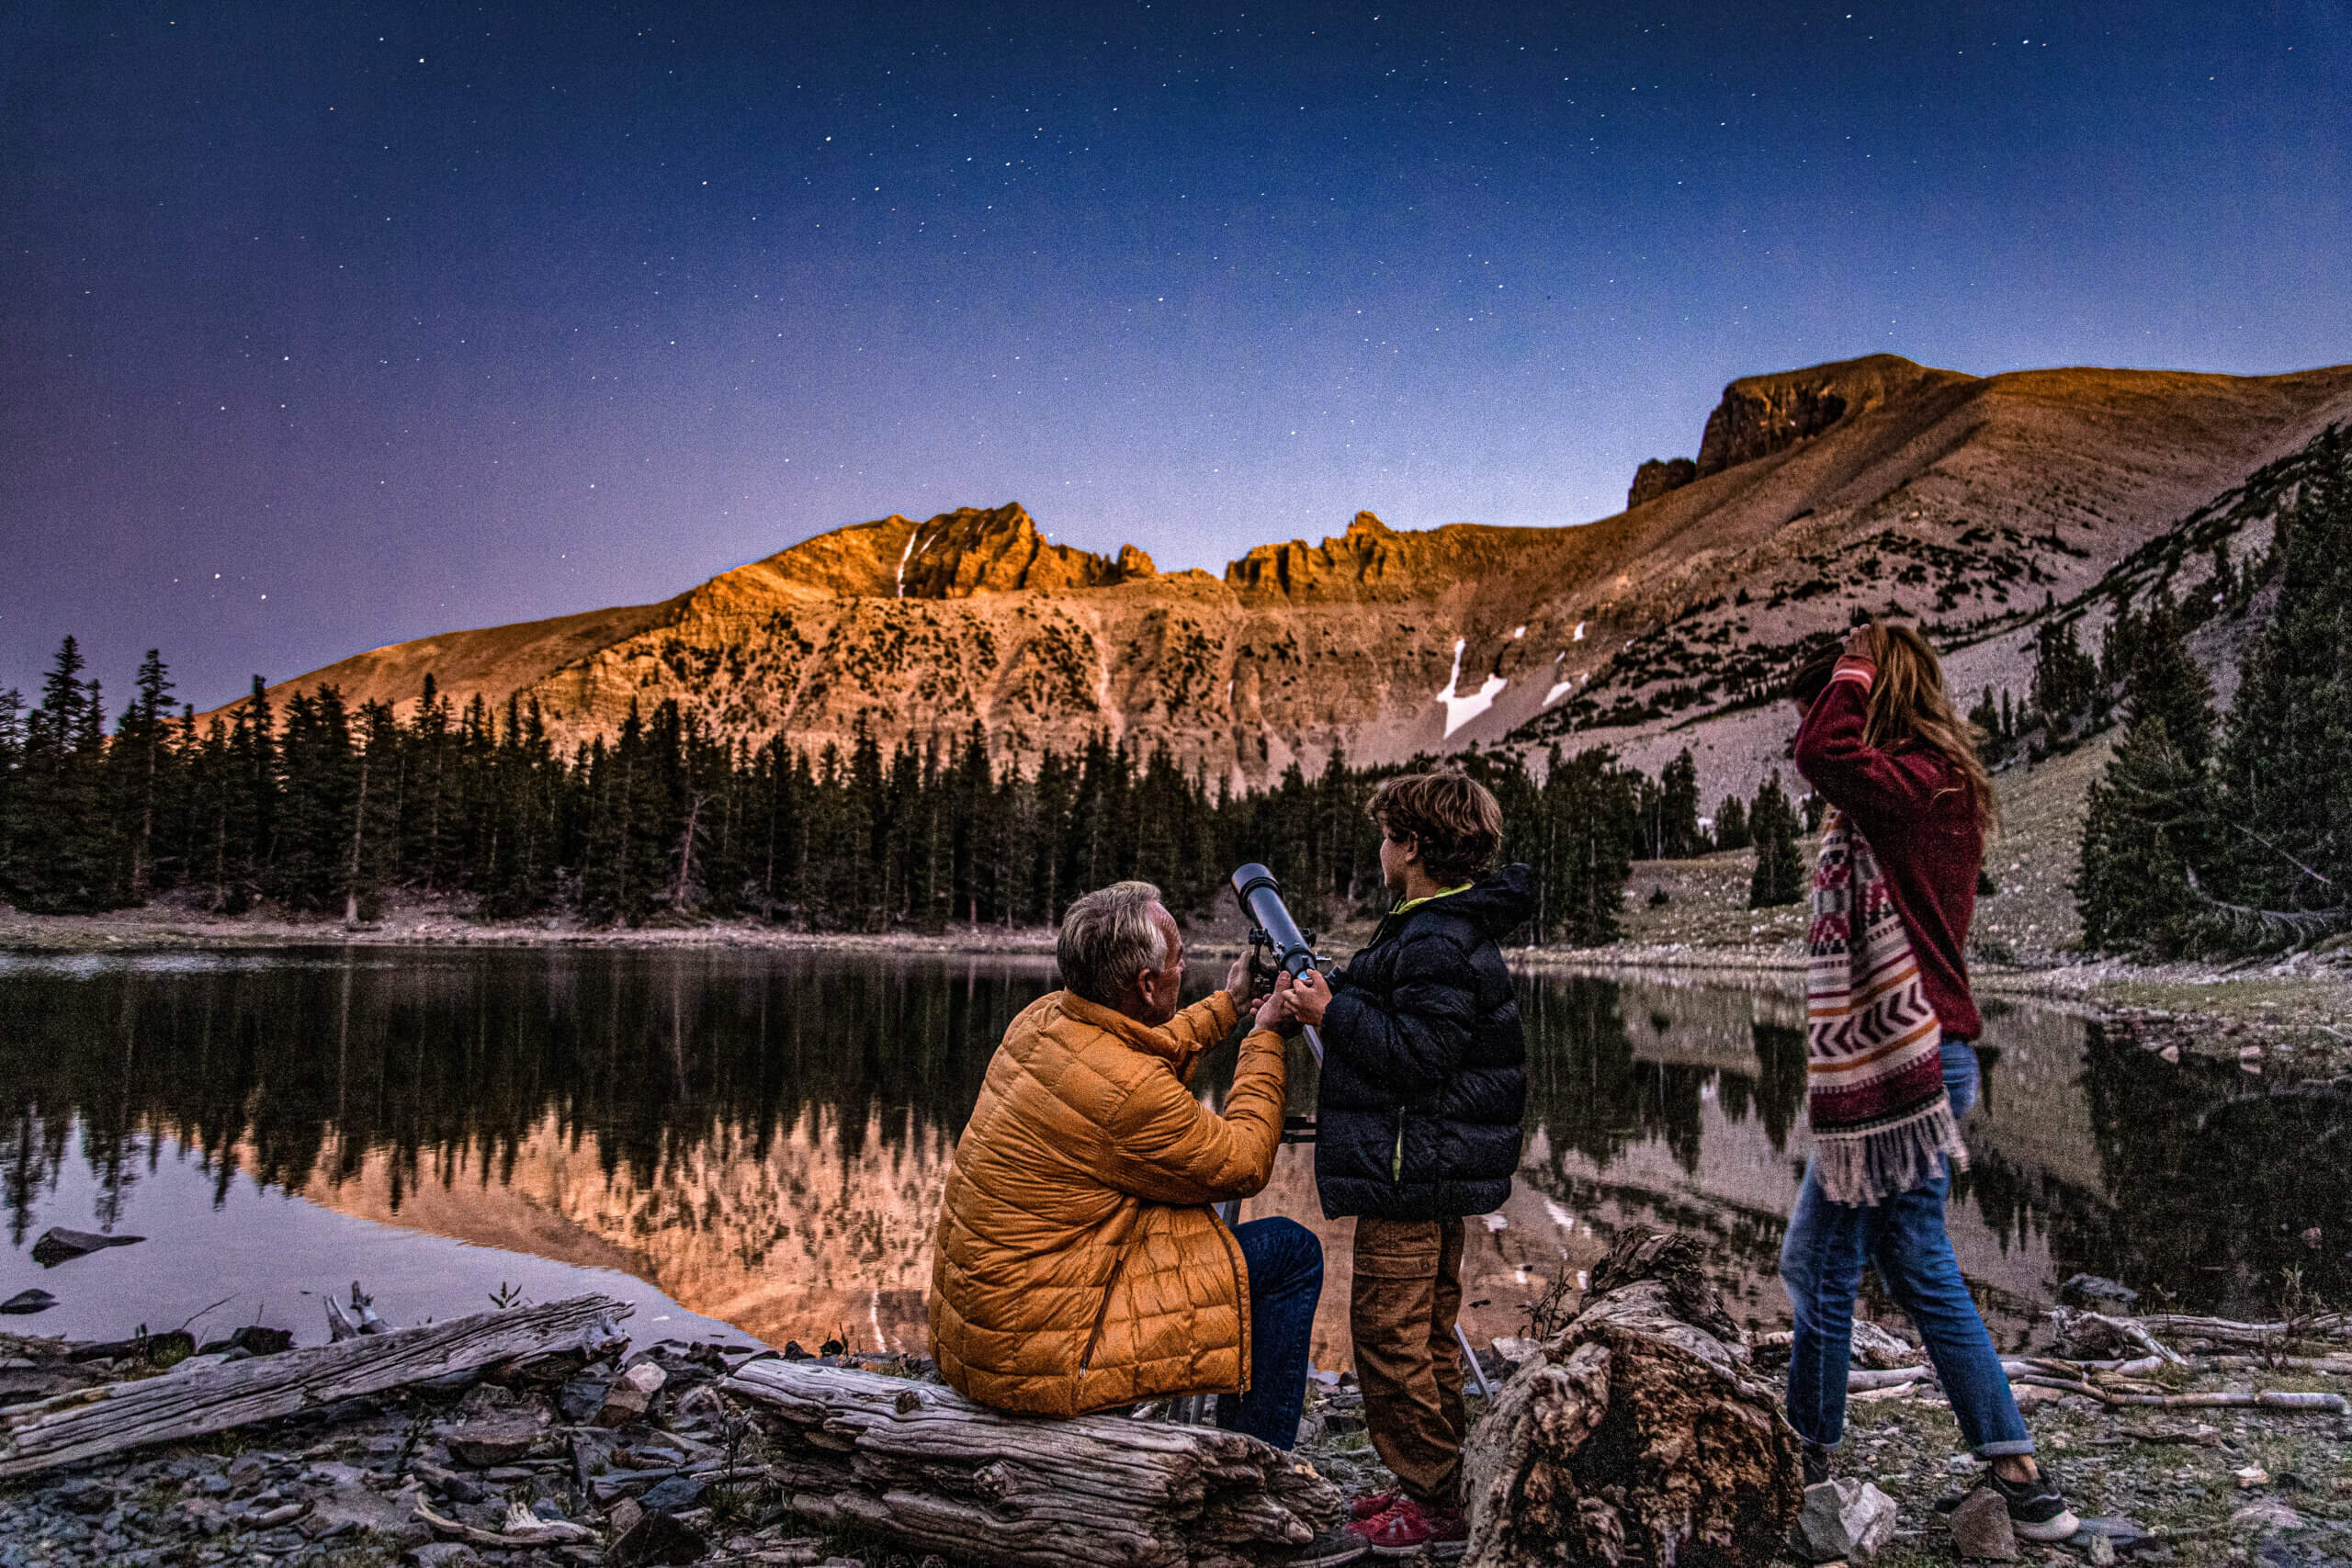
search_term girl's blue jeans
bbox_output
[1779,1036,2034,1458]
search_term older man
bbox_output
[929,879,1324,1451]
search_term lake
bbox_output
[2,948,2342,1370]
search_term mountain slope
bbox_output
[236,355,2352,795]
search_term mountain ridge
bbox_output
[228,355,2352,802]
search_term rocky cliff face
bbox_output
[242,356,2352,800]
[1693,354,1970,477]
[1628,457,1698,509]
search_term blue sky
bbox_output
[4,1,2347,709]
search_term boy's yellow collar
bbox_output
[1392,883,1472,916]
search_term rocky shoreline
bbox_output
[5,1286,2350,1568]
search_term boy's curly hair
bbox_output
[1365,771,1503,886]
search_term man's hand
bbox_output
[1222,949,1252,1007]
[1286,968,1331,1029]
[1253,971,1294,1032]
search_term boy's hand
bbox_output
[1254,972,1295,1032]
[1287,968,1331,1028]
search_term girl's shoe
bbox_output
[1934,1468,2080,1543]
[1985,1467,2080,1542]
[1348,1490,1404,1522]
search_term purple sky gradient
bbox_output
[4,1,2348,712]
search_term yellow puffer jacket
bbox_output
[929,987,1288,1417]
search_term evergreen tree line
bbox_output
[2078,433,2352,956]
[0,649,1838,945]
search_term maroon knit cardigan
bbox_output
[1792,654,1985,1042]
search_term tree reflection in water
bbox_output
[1,954,2338,1336]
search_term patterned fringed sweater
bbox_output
[1792,654,1985,1043]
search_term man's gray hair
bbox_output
[1057,881,1170,1005]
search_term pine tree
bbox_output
[1657,749,1702,858]
[6,637,123,911]
[0,688,24,891]
[2209,458,2352,943]
[1748,771,1804,908]
[2030,619,2099,739]
[2076,598,2219,955]
[1712,794,1749,852]
[113,650,178,898]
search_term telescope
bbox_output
[1229,863,1327,1065]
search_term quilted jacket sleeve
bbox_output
[1323,929,1476,1099]
[1157,989,1240,1088]
[1098,1027,1286,1205]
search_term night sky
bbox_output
[5,3,2347,712]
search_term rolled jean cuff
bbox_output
[1976,1438,2036,1458]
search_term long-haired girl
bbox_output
[1781,621,2075,1540]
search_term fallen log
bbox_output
[719,1358,1340,1568]
[1459,1231,1802,1568]
[0,1293,628,1479]
[2004,1372,2346,1414]
[2133,1312,2351,1349]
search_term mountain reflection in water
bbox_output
[1,950,2341,1361]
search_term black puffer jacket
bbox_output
[1315,864,1531,1220]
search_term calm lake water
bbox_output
[2,949,2343,1368]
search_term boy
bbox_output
[1285,771,1532,1555]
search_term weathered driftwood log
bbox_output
[1461,1232,1802,1568]
[720,1358,1340,1568]
[2134,1312,2351,1349]
[0,1293,628,1478]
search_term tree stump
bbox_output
[1461,1232,1802,1568]
[721,1359,1341,1568]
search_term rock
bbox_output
[28,1226,144,1266]
[409,1545,484,1568]
[595,1382,650,1427]
[557,1374,612,1424]
[1489,1335,1543,1366]
[1629,457,1699,509]
[1693,355,1950,477]
[1796,1480,1899,1562]
[620,1360,668,1396]
[1949,1485,2019,1561]
[606,1507,707,1567]
[2072,1517,2151,1554]
[249,1503,307,1528]
[1849,1320,1922,1369]
[413,1461,484,1505]
[298,1483,424,1544]
[606,1497,645,1540]
[53,1479,112,1515]
[2087,1533,2116,1566]
[0,1289,58,1314]
[444,1421,538,1468]
[226,1455,267,1492]
[2060,1274,2140,1308]
[2230,1500,2304,1535]
[637,1476,705,1513]
[204,1325,293,1359]
[2236,1466,2272,1489]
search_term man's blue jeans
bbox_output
[1216,1216,1323,1450]
[1780,1036,2033,1458]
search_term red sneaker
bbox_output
[1348,1490,1404,1522]
[1350,1496,1468,1558]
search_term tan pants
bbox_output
[1351,1215,1467,1506]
